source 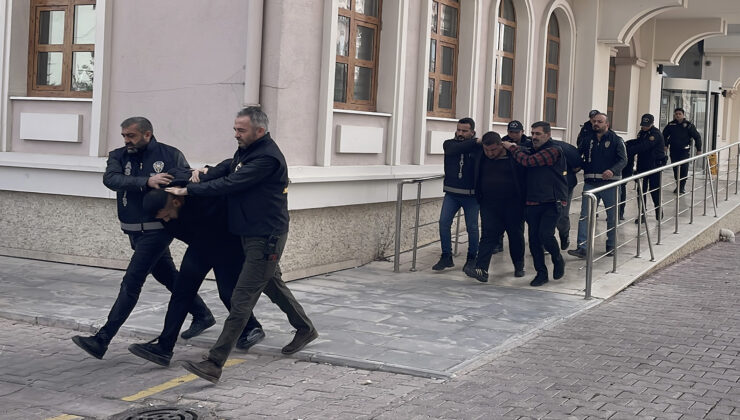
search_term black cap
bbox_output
[640,113,654,127]
[588,109,600,118]
[507,120,523,132]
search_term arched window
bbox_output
[494,0,516,121]
[334,0,382,111]
[427,0,460,118]
[607,56,616,124]
[543,14,559,124]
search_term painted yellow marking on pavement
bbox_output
[46,415,82,420]
[121,358,246,402]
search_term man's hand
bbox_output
[147,173,174,189]
[165,187,188,196]
[502,141,514,149]
[189,167,208,183]
[602,169,614,180]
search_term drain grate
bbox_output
[108,406,205,420]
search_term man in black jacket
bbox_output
[432,118,481,273]
[630,114,667,223]
[72,117,214,360]
[503,121,568,287]
[127,187,267,367]
[663,107,701,194]
[464,131,526,283]
[550,139,582,250]
[167,107,316,383]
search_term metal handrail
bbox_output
[394,175,463,272]
[582,141,740,299]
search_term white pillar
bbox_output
[243,0,264,106]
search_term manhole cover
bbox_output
[108,406,205,420]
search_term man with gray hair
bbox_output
[167,107,317,383]
[72,117,215,360]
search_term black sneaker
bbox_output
[181,313,216,339]
[432,254,454,271]
[514,267,525,278]
[530,274,549,287]
[282,328,319,355]
[464,267,488,283]
[128,339,173,367]
[72,335,108,360]
[553,255,565,280]
[463,258,476,273]
[181,358,222,384]
[634,216,646,224]
[567,248,586,259]
[236,327,266,351]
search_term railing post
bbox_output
[656,170,663,245]
[585,194,597,299]
[726,147,731,201]
[410,182,424,271]
[674,170,681,234]
[394,182,405,273]
[702,154,708,217]
[453,210,462,256]
[705,156,719,218]
[611,186,618,273]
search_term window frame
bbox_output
[607,56,616,124]
[28,0,96,98]
[543,15,560,125]
[334,0,383,111]
[427,0,460,118]
[493,0,516,122]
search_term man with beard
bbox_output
[663,108,701,194]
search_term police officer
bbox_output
[127,184,267,367]
[568,113,627,258]
[663,107,701,194]
[168,107,317,383]
[503,121,568,287]
[550,138,582,250]
[629,114,666,223]
[432,117,481,273]
[72,117,214,360]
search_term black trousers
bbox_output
[97,230,212,342]
[525,203,562,277]
[476,201,525,271]
[640,172,662,216]
[158,242,262,351]
[555,187,575,241]
[671,152,690,191]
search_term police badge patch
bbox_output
[124,161,132,176]
[604,141,611,148]
[683,123,688,128]
[153,161,165,173]
[649,136,655,141]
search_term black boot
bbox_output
[128,339,173,367]
[432,254,454,271]
[72,334,109,360]
[181,313,216,339]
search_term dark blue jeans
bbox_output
[438,193,480,257]
[97,230,211,342]
[158,241,261,351]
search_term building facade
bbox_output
[2,0,740,278]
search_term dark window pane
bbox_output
[546,68,558,94]
[74,5,96,44]
[441,4,458,38]
[548,15,559,37]
[609,68,616,87]
[502,24,515,53]
[334,63,348,102]
[439,80,453,109]
[545,98,557,123]
[497,90,512,119]
[337,16,350,56]
[441,45,454,75]
[429,39,437,72]
[71,51,94,91]
[356,25,375,61]
[353,66,372,101]
[500,0,515,21]
[431,2,438,34]
[338,0,350,10]
[547,40,559,65]
[37,52,63,86]
[356,0,378,17]
[500,57,513,86]
[39,10,65,45]
[427,78,435,111]
[607,89,614,108]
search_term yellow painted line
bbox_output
[46,415,82,420]
[121,358,245,401]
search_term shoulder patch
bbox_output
[649,136,655,141]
